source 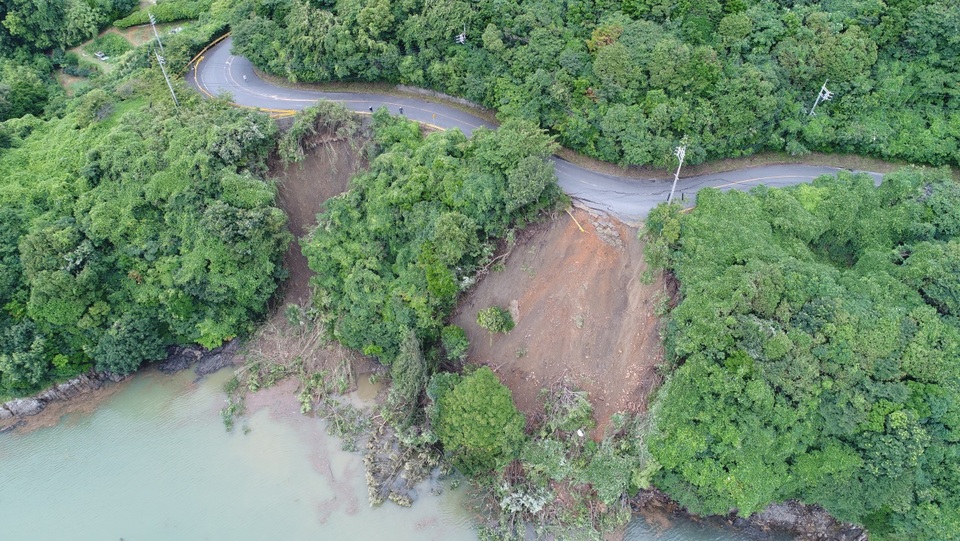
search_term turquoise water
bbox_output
[0,368,784,541]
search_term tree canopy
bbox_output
[0,75,289,398]
[429,366,526,476]
[231,0,960,168]
[301,110,560,364]
[646,168,960,540]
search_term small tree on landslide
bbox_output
[432,367,526,476]
[477,306,514,344]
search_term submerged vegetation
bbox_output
[289,107,655,538]
[645,168,960,539]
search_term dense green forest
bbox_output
[3,1,959,539]
[645,168,960,539]
[0,14,289,398]
[230,0,959,168]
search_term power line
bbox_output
[149,13,164,54]
[149,12,178,110]
[155,51,180,109]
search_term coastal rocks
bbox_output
[157,345,204,374]
[195,340,240,377]
[0,371,126,430]
[1,342,241,433]
[3,398,44,417]
[750,501,867,541]
[34,373,116,403]
[157,341,240,377]
[630,490,867,541]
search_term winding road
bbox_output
[187,37,882,223]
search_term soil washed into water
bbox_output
[0,368,785,541]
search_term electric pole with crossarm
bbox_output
[808,79,834,116]
[667,143,687,203]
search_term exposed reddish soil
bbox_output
[265,131,666,438]
[270,140,367,305]
[451,208,666,437]
[238,135,377,386]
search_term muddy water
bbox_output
[0,368,780,541]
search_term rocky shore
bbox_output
[0,341,241,433]
[0,371,126,433]
[631,489,868,540]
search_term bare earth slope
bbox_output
[271,140,365,305]
[451,208,665,436]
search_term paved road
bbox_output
[187,37,882,223]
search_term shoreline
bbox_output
[0,342,239,435]
[0,371,128,434]
[0,330,867,541]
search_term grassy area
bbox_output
[83,33,132,58]
[63,21,194,83]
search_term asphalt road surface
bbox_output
[187,37,883,223]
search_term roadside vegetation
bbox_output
[644,168,960,539]
[231,0,958,168]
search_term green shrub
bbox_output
[113,0,211,28]
[83,33,132,58]
[477,306,515,335]
[440,325,469,362]
[431,367,526,476]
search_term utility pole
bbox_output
[155,51,180,109]
[808,79,834,116]
[149,12,178,109]
[667,144,687,203]
[455,24,466,44]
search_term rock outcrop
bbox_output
[195,340,240,377]
[749,501,867,541]
[3,398,44,417]
[0,371,124,426]
[157,345,205,374]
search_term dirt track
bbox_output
[451,208,666,437]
